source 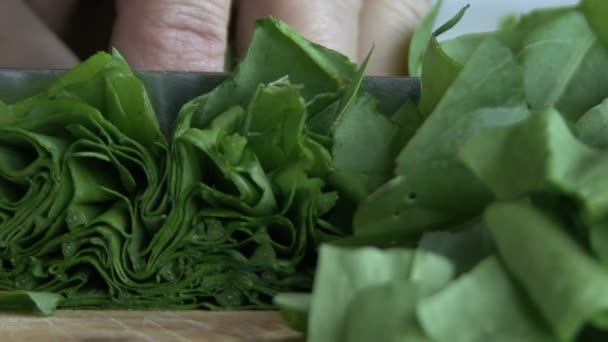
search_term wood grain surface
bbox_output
[0,310,302,341]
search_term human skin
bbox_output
[1,0,432,76]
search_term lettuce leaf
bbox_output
[0,291,62,316]
[275,2,608,341]
[0,17,394,312]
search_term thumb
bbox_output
[111,0,232,71]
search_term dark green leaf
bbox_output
[0,291,62,316]
[433,4,470,37]
[418,37,462,116]
[582,0,608,49]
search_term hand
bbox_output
[0,0,431,75]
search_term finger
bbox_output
[0,0,78,68]
[26,0,77,36]
[359,0,432,75]
[111,0,232,71]
[56,2,116,60]
[236,0,362,61]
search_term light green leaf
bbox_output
[0,291,63,316]
[331,94,397,198]
[440,33,490,65]
[245,79,308,172]
[307,245,453,342]
[518,11,608,120]
[486,201,608,340]
[576,98,608,148]
[274,293,310,333]
[460,108,608,224]
[417,4,471,116]
[408,0,443,77]
[342,280,426,342]
[418,257,553,342]
[418,221,494,275]
[355,38,527,237]
[182,17,357,130]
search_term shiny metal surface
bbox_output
[0,69,420,134]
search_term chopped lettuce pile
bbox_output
[274,0,608,341]
[0,18,400,314]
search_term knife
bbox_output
[0,69,420,134]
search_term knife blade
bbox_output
[0,69,420,134]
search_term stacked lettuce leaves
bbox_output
[276,0,608,341]
[0,18,400,314]
[0,52,170,310]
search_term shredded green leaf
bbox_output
[0,17,385,312]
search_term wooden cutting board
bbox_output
[0,310,302,341]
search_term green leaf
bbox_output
[0,17,369,313]
[181,17,357,131]
[306,245,453,342]
[177,108,278,215]
[417,4,471,116]
[245,79,308,173]
[342,280,427,342]
[418,221,494,275]
[389,99,424,157]
[161,16,365,311]
[0,291,63,316]
[331,94,397,198]
[517,11,608,120]
[274,293,310,333]
[0,48,172,309]
[576,98,608,148]
[307,246,415,342]
[408,0,443,77]
[417,257,553,342]
[440,33,490,65]
[460,107,608,268]
[355,38,527,238]
[459,108,576,200]
[497,6,576,51]
[46,51,165,148]
[418,37,462,116]
[460,108,608,225]
[581,0,608,49]
[433,4,470,37]
[333,48,372,126]
[486,201,608,340]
